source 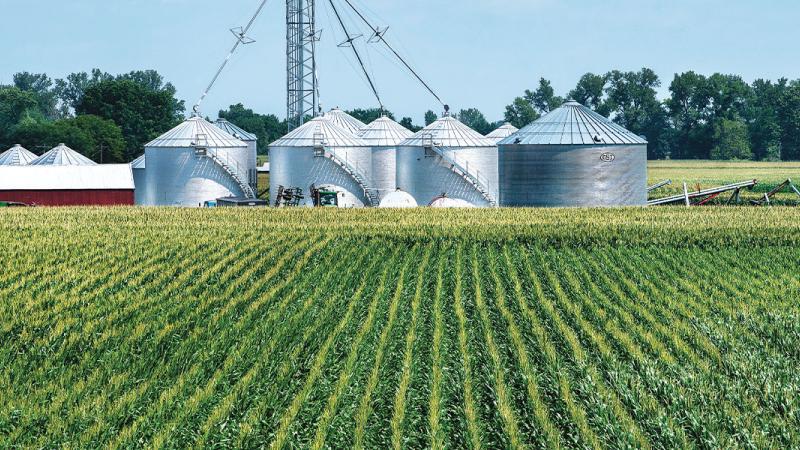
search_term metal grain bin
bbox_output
[397,116,498,207]
[0,145,37,166]
[357,116,412,201]
[269,117,373,207]
[29,143,96,166]
[498,100,648,207]
[214,119,259,193]
[485,123,519,144]
[143,116,253,206]
[130,154,147,205]
[325,107,366,135]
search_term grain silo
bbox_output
[485,123,519,144]
[397,116,498,207]
[130,154,147,205]
[325,107,366,135]
[30,143,96,166]
[498,100,648,207]
[357,116,412,201]
[143,116,255,206]
[0,144,37,166]
[214,119,258,193]
[269,117,374,207]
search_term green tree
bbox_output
[71,115,126,163]
[9,115,125,163]
[10,121,91,157]
[776,81,800,160]
[399,117,421,132]
[666,71,712,159]
[569,73,610,115]
[605,68,670,158]
[13,72,60,120]
[0,87,40,147]
[218,103,286,155]
[457,108,492,135]
[347,108,394,124]
[527,78,563,113]
[711,118,752,160]
[424,110,438,126]
[504,97,539,129]
[54,69,113,113]
[76,78,184,160]
[747,79,784,160]
[707,73,752,121]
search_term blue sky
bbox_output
[2,0,799,124]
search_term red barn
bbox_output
[0,165,135,206]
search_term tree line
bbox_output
[3,67,800,161]
[0,70,185,162]
[498,69,800,161]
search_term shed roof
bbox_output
[29,144,97,166]
[0,145,37,166]
[270,117,368,148]
[214,119,258,141]
[400,116,496,148]
[324,108,366,134]
[0,165,135,190]
[499,100,648,146]
[146,116,247,148]
[357,116,413,146]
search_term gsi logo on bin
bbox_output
[600,152,616,162]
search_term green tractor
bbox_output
[311,185,339,208]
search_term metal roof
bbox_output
[499,100,648,146]
[146,116,247,148]
[0,164,135,190]
[130,154,145,169]
[214,119,258,142]
[324,108,366,134]
[357,116,413,146]
[486,123,519,143]
[0,145,37,166]
[270,116,368,148]
[400,116,497,148]
[29,144,97,166]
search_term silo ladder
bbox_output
[427,142,496,207]
[205,149,257,199]
[319,146,379,206]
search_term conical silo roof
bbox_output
[400,116,496,148]
[130,154,145,169]
[486,123,519,143]
[145,116,247,148]
[30,143,97,166]
[325,108,366,134]
[0,144,37,166]
[214,119,258,142]
[357,116,413,146]
[270,117,368,148]
[499,100,648,146]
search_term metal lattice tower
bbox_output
[287,0,318,131]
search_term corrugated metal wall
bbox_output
[498,144,647,207]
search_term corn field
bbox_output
[1,207,799,448]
